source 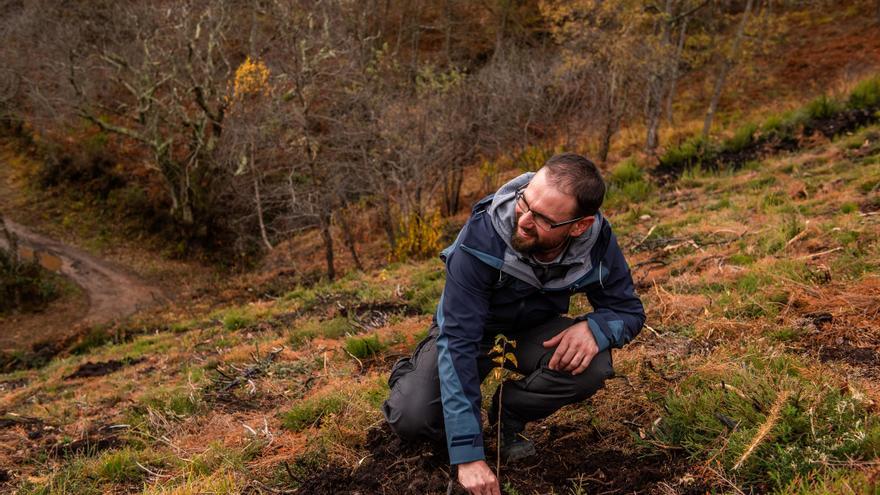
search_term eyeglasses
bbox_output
[514,187,586,231]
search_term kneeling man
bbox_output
[383,153,645,494]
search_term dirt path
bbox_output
[0,219,165,342]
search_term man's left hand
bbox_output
[542,321,598,375]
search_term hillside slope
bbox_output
[1,91,879,493]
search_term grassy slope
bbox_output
[1,117,878,494]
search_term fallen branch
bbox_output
[633,224,657,249]
[797,247,843,260]
[784,220,811,250]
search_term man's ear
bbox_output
[570,215,595,237]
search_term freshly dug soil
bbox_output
[296,423,706,494]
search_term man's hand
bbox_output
[543,320,598,375]
[456,460,500,495]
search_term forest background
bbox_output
[1,0,880,494]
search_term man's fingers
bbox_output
[542,331,565,349]
[558,345,580,370]
[547,339,569,370]
[571,355,594,375]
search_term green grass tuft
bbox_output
[221,308,255,331]
[723,122,759,154]
[847,75,880,111]
[345,334,387,359]
[805,94,842,121]
[281,392,347,432]
[656,352,879,492]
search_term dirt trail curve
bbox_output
[1,219,165,327]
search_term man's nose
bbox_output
[518,209,536,229]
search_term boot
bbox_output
[500,423,535,462]
[488,391,535,462]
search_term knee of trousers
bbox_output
[382,376,443,441]
[570,350,614,400]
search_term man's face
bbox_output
[511,169,590,255]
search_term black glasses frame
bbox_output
[514,187,586,231]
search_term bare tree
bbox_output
[702,0,755,142]
[61,1,237,239]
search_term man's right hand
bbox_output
[456,460,500,495]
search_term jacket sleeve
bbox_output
[435,244,496,465]
[576,232,645,352]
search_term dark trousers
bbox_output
[382,316,614,442]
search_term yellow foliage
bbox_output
[232,56,271,99]
[392,210,443,262]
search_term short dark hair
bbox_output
[542,153,606,216]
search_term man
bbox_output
[382,153,645,495]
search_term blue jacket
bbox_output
[435,172,645,465]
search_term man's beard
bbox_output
[510,212,569,255]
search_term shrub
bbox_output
[847,75,880,111]
[0,248,59,314]
[393,210,443,262]
[345,334,386,359]
[516,145,554,172]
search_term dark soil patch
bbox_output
[819,343,880,367]
[296,424,453,494]
[0,414,44,430]
[64,357,144,379]
[295,423,706,494]
[502,424,706,494]
[804,108,875,140]
[49,424,127,458]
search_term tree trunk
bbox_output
[319,211,335,280]
[253,173,273,252]
[337,208,364,271]
[665,16,689,126]
[444,0,454,66]
[443,166,463,216]
[494,0,512,61]
[598,117,617,164]
[0,213,18,263]
[644,76,663,155]
[702,0,754,142]
[381,195,397,254]
[599,70,619,164]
